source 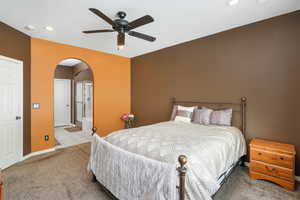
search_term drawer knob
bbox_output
[265,166,276,172]
[280,157,284,160]
[258,152,262,155]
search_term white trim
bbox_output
[22,148,56,161]
[0,55,23,64]
[19,57,24,165]
[244,162,300,182]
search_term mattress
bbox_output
[90,121,246,200]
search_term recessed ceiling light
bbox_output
[45,26,54,31]
[24,25,35,31]
[228,0,239,6]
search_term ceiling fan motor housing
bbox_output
[113,19,130,33]
[113,11,130,33]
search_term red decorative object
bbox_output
[120,113,134,128]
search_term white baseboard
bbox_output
[244,162,300,182]
[22,148,55,161]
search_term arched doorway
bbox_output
[53,58,94,148]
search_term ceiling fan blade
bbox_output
[128,31,156,42]
[118,33,125,46]
[128,15,154,29]
[83,29,115,34]
[89,8,115,26]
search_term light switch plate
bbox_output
[32,103,40,109]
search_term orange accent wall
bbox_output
[31,38,130,152]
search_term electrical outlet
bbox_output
[44,135,49,141]
[32,103,40,109]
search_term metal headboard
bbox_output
[171,97,247,136]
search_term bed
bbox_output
[88,97,247,200]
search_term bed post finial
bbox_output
[92,127,97,136]
[178,155,187,167]
[178,155,187,200]
[241,97,247,103]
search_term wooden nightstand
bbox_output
[249,138,296,191]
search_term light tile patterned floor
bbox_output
[54,127,93,148]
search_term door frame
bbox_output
[53,58,95,132]
[0,55,23,167]
[74,80,93,129]
[74,81,84,128]
[80,81,93,131]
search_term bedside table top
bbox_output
[250,138,296,155]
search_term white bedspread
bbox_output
[89,136,177,200]
[89,121,246,200]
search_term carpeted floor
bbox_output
[3,143,299,200]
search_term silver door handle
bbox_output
[16,116,22,120]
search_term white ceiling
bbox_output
[1,0,299,58]
[58,58,82,66]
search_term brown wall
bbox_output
[31,38,131,152]
[54,65,74,79]
[0,22,31,155]
[131,11,300,175]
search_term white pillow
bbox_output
[174,105,197,123]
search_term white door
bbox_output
[0,55,23,169]
[54,79,71,127]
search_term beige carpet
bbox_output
[3,143,300,200]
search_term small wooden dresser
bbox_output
[249,138,296,191]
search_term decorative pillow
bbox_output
[210,109,233,126]
[174,105,197,123]
[193,107,213,125]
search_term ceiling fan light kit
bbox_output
[83,8,156,50]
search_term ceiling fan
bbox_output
[83,8,156,50]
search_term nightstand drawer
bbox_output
[251,149,293,169]
[250,160,293,181]
[250,171,294,191]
